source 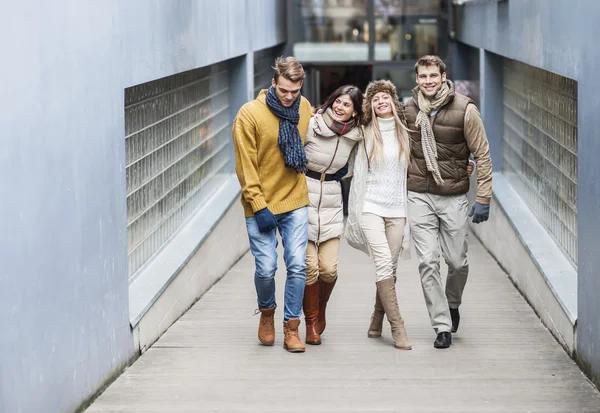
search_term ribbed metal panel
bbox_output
[253,47,279,99]
[125,63,232,279]
[503,59,578,263]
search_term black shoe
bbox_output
[450,308,460,333]
[434,332,452,349]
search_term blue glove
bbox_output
[254,208,277,233]
[332,162,349,181]
[469,202,490,224]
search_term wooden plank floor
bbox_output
[86,235,600,412]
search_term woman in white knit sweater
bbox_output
[345,80,412,350]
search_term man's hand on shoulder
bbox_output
[467,159,475,177]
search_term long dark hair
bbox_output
[318,85,364,123]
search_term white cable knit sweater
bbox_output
[363,117,408,218]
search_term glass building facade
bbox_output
[288,0,449,105]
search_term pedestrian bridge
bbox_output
[85,233,600,412]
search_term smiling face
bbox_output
[272,77,303,107]
[331,94,356,122]
[372,92,393,119]
[416,64,446,98]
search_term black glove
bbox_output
[332,162,349,181]
[468,202,490,224]
[254,208,277,233]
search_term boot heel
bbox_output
[367,330,382,338]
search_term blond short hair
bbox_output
[272,56,305,83]
[414,55,447,75]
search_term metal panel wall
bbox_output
[253,46,284,99]
[125,63,232,279]
[502,59,578,263]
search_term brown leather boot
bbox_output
[303,283,321,345]
[367,290,384,338]
[368,276,395,338]
[317,278,337,335]
[283,319,305,353]
[376,278,411,350]
[257,307,275,346]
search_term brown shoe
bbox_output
[303,283,321,345]
[317,278,337,335]
[376,278,411,350]
[283,319,306,353]
[367,289,384,338]
[257,307,275,346]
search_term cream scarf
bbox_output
[414,80,454,186]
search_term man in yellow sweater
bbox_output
[232,57,313,353]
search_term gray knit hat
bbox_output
[362,79,405,126]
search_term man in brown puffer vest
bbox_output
[404,55,492,349]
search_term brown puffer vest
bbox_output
[404,90,472,196]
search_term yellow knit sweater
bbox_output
[232,90,312,217]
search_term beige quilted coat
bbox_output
[304,113,363,244]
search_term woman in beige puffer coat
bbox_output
[302,85,364,345]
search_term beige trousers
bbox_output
[407,191,469,333]
[306,238,340,285]
[360,213,406,282]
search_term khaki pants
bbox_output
[407,191,469,333]
[360,213,406,282]
[306,238,340,285]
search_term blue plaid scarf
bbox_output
[265,86,307,173]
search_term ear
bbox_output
[415,74,419,83]
[441,72,447,82]
[271,78,276,88]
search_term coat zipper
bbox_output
[316,136,341,246]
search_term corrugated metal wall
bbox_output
[125,62,232,279]
[253,45,284,99]
[503,59,578,263]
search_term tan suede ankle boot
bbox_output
[367,290,384,338]
[376,278,411,350]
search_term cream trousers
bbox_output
[360,213,406,282]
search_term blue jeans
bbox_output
[246,206,308,320]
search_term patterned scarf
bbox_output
[321,107,356,135]
[415,80,454,186]
[265,86,307,173]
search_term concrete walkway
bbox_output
[87,235,600,412]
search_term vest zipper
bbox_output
[316,136,341,246]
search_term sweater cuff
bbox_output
[476,196,491,205]
[250,198,268,213]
